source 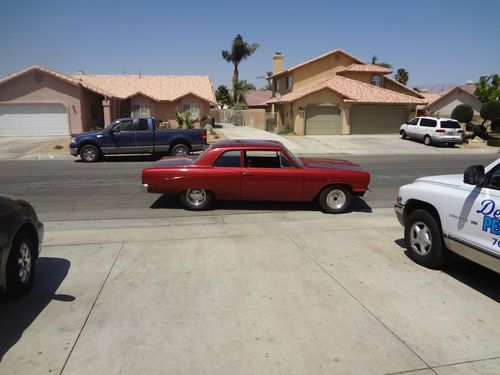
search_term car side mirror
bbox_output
[463,165,485,185]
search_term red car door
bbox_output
[241,150,303,201]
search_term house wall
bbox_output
[428,90,482,117]
[339,71,373,84]
[274,52,357,96]
[0,71,84,132]
[291,89,349,135]
[383,79,421,98]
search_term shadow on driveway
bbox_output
[0,257,73,361]
[394,238,500,302]
[150,194,372,214]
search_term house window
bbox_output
[182,103,201,119]
[274,79,280,92]
[370,74,382,87]
[285,76,293,90]
[131,104,150,118]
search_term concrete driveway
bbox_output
[0,136,61,160]
[1,208,500,374]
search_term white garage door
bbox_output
[0,104,69,136]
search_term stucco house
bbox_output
[0,65,216,136]
[266,49,427,135]
[424,83,481,119]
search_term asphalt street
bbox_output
[2,153,500,374]
[0,154,496,222]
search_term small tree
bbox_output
[395,68,409,85]
[480,101,500,126]
[233,79,256,104]
[176,111,198,129]
[215,85,232,107]
[451,104,473,124]
[475,74,500,102]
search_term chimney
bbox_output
[273,52,284,74]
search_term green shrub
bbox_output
[491,118,500,133]
[451,104,474,123]
[480,101,500,122]
[472,124,488,139]
[487,137,500,147]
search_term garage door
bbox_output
[305,105,341,135]
[0,104,69,136]
[350,105,408,134]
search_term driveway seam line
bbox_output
[59,242,125,375]
[285,233,436,374]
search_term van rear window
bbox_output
[440,121,461,129]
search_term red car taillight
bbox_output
[202,131,207,140]
[435,129,446,133]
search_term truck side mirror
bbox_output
[464,165,485,185]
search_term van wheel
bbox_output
[401,130,407,139]
[405,209,447,268]
[179,189,213,211]
[80,145,101,162]
[318,185,352,214]
[424,135,432,146]
[6,232,36,297]
[171,144,190,157]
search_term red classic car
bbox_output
[141,140,370,213]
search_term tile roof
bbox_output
[269,48,365,78]
[268,75,427,105]
[0,65,215,103]
[340,63,392,74]
[243,90,273,106]
[74,74,216,103]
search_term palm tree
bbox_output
[371,55,393,69]
[222,34,259,103]
[233,80,256,104]
[395,68,409,85]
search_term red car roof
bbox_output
[211,139,285,149]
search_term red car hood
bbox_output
[152,156,195,167]
[300,157,363,171]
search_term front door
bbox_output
[241,150,303,201]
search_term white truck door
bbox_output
[445,167,500,258]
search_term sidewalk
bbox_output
[2,208,500,374]
[217,126,499,156]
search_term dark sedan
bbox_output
[0,195,44,297]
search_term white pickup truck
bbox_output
[395,158,500,273]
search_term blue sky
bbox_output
[1,0,499,91]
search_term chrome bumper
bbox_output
[70,147,78,156]
[141,183,150,193]
[394,203,405,226]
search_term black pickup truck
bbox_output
[70,117,207,162]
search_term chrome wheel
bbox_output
[409,221,432,256]
[185,189,207,207]
[172,145,189,156]
[424,136,431,146]
[17,242,32,284]
[83,148,95,160]
[325,189,347,210]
